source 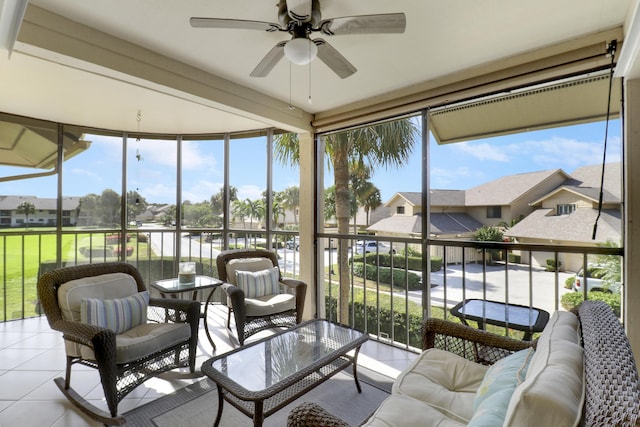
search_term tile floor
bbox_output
[0,306,417,426]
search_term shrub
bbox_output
[560,291,621,317]
[352,253,442,272]
[325,291,423,348]
[507,253,521,264]
[564,276,575,289]
[351,262,421,290]
[545,259,561,272]
[430,257,443,272]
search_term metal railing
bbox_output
[319,234,623,351]
[1,229,623,354]
[0,227,303,321]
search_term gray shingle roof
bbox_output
[465,169,568,205]
[505,208,621,243]
[367,212,482,235]
[568,162,621,199]
[395,190,465,207]
[0,195,80,210]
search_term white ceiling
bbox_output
[0,0,637,134]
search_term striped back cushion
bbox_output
[235,267,280,298]
[81,291,149,334]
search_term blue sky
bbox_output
[0,119,621,205]
[354,119,621,202]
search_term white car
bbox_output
[286,236,300,250]
[573,266,621,293]
[352,240,396,255]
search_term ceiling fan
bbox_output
[190,0,406,79]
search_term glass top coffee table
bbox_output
[201,319,368,427]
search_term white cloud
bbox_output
[182,181,223,203]
[503,136,621,169]
[237,185,263,201]
[71,168,102,181]
[454,142,510,162]
[430,166,484,189]
[141,183,175,204]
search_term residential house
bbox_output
[0,195,80,227]
[136,204,174,223]
[505,163,621,272]
[368,190,483,262]
[465,169,571,226]
[368,166,620,267]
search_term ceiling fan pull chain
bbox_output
[288,61,295,110]
[308,55,312,104]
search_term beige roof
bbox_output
[386,190,465,208]
[505,208,621,243]
[530,186,619,207]
[367,212,482,236]
[0,195,80,210]
[567,162,621,199]
[465,169,569,206]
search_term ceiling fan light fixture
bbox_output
[284,37,317,65]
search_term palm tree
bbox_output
[350,162,382,229]
[231,199,249,228]
[282,186,300,225]
[16,201,36,228]
[275,119,418,324]
[272,193,286,227]
[359,183,382,225]
[210,185,238,226]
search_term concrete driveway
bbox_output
[426,262,575,314]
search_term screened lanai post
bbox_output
[422,109,431,320]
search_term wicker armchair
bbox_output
[37,262,200,425]
[216,249,306,345]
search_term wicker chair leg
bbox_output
[64,356,73,389]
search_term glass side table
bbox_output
[151,275,223,351]
[450,298,550,340]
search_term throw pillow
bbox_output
[468,347,535,427]
[235,267,280,298]
[81,291,149,334]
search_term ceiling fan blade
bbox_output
[314,39,357,79]
[318,13,406,35]
[250,41,287,77]
[285,0,313,22]
[190,17,282,32]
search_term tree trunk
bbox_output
[333,144,352,325]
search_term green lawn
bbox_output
[0,230,151,320]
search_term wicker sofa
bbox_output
[287,301,640,427]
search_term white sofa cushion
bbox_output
[363,394,467,427]
[503,310,584,427]
[393,348,488,423]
